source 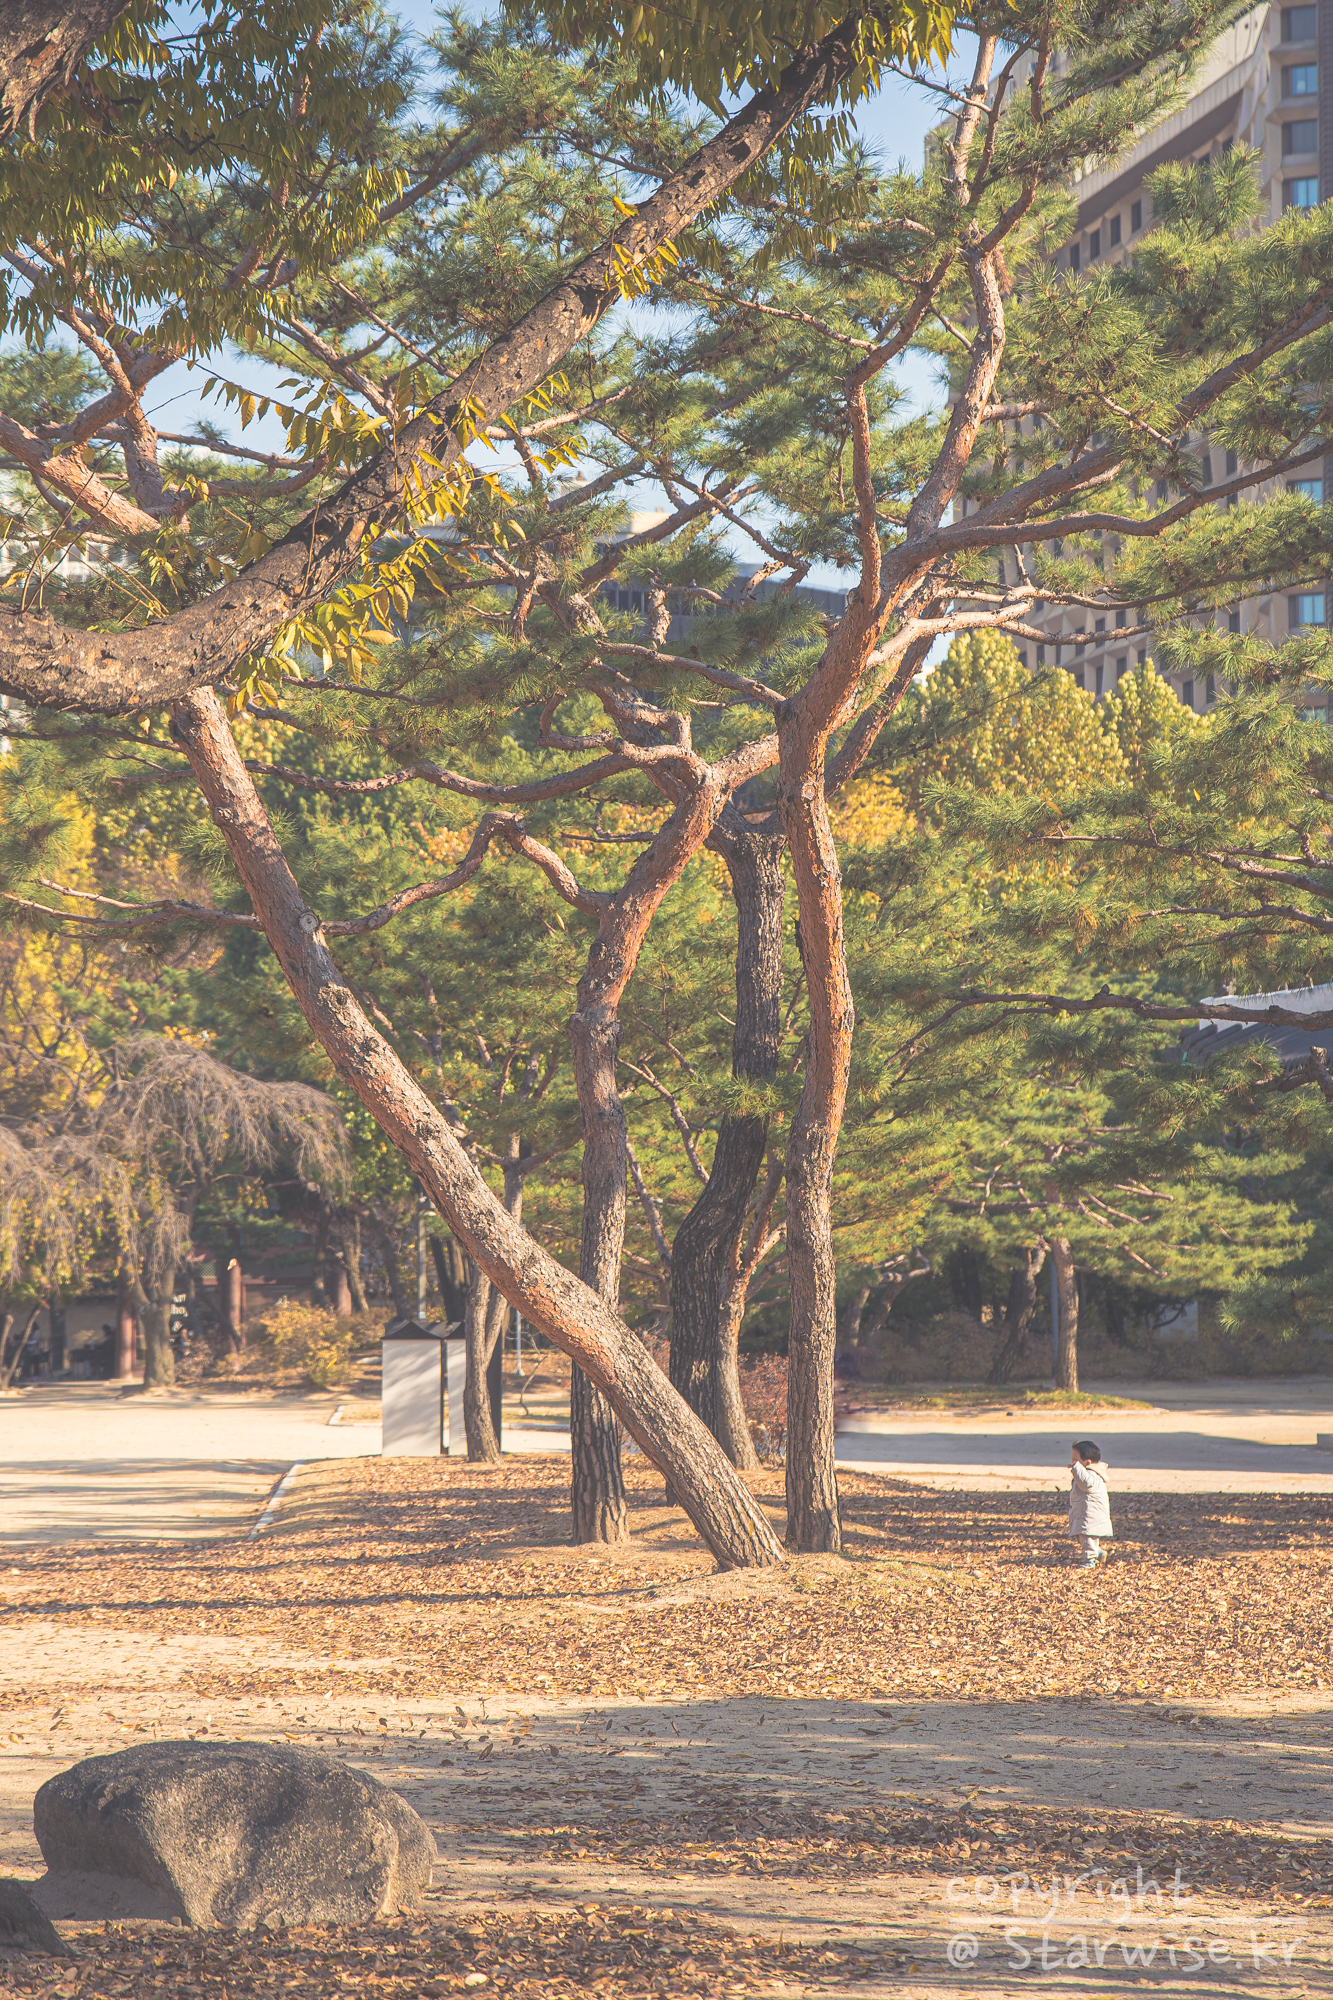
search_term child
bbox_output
[1068,1440,1112,1568]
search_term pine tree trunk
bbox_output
[569,1008,629,1544]
[712,1274,757,1465]
[216,1255,244,1353]
[780,771,849,1555]
[430,1233,468,1325]
[342,1214,368,1311]
[173,688,785,1572]
[988,1243,1046,1385]
[330,1256,352,1316]
[669,1115,766,1452]
[669,811,782,1470]
[463,1263,501,1461]
[140,1272,176,1388]
[1053,1237,1080,1390]
[374,1218,409,1318]
[464,1142,523,1461]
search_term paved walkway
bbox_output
[5,1377,1333,1544]
[836,1378,1333,1492]
[0,1384,377,1544]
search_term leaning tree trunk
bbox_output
[669,808,784,1468]
[1051,1236,1080,1391]
[569,1007,629,1544]
[172,689,784,1571]
[988,1243,1048,1386]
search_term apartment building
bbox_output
[960,3,1329,711]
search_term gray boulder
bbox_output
[0,1879,70,1957]
[31,1742,434,1928]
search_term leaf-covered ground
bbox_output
[2,1461,1331,1996]
[3,1460,1330,1706]
[0,1908,887,1996]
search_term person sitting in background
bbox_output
[1068,1440,1113,1569]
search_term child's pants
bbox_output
[1076,1535,1102,1567]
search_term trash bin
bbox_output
[381,1321,445,1456]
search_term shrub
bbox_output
[252,1302,379,1388]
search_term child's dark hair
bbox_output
[1072,1440,1101,1462]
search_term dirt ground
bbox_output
[1,1458,1331,1998]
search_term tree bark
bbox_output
[0,0,132,136]
[988,1243,1047,1386]
[139,1271,176,1388]
[0,1303,41,1389]
[172,688,784,1570]
[115,1270,138,1378]
[340,1212,368,1311]
[0,21,866,716]
[374,1216,409,1318]
[430,1233,468,1325]
[1052,1237,1080,1391]
[569,1007,629,1544]
[465,1138,524,1461]
[330,1255,352,1316]
[669,809,783,1468]
[216,1255,244,1353]
[463,1263,502,1462]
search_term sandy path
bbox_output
[1,1629,1330,1995]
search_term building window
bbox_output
[1200,451,1213,485]
[1229,610,1241,633]
[1069,242,1081,271]
[1155,478,1168,501]
[1290,477,1324,502]
[1115,654,1128,679]
[1094,617,1105,636]
[1206,673,1216,704]
[1109,214,1122,246]
[1072,669,1085,691]
[1089,227,1101,260]
[1017,651,1029,668]
[1055,644,1063,665]
[1282,5,1318,40]
[1285,62,1319,92]
[1225,448,1238,475]
[1076,641,1086,657]
[1182,678,1195,709]
[1285,177,1320,208]
[1115,609,1127,628]
[1037,645,1046,665]
[1283,120,1319,155]
[1131,198,1143,232]
[1095,661,1105,697]
[1137,647,1147,665]
[1292,592,1328,626]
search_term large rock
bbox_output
[31,1742,434,1928]
[0,1879,70,1957]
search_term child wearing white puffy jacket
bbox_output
[1068,1440,1113,1568]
